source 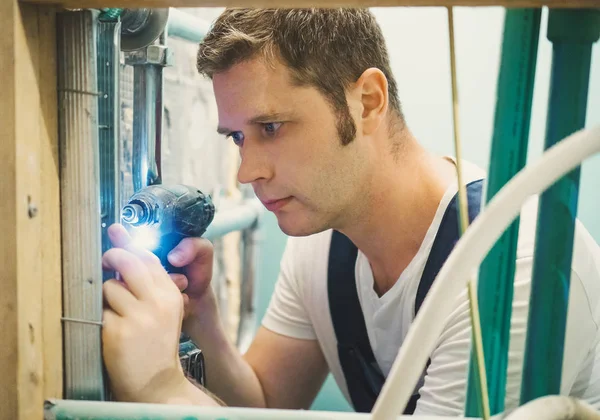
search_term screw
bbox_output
[27,196,38,218]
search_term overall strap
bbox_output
[415,179,484,314]
[328,179,484,414]
[328,230,387,413]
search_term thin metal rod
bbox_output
[465,8,541,416]
[57,9,105,401]
[167,8,210,43]
[446,7,490,420]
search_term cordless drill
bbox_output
[120,183,215,386]
[120,184,215,273]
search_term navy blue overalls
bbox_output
[327,179,483,414]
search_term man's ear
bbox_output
[356,68,389,136]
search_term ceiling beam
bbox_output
[18,0,600,9]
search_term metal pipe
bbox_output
[167,8,210,43]
[502,396,600,420]
[43,399,375,420]
[118,8,209,47]
[132,64,162,191]
[43,396,600,420]
[237,219,263,353]
[204,199,264,241]
[520,9,599,405]
[57,9,105,400]
[464,8,541,416]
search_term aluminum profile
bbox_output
[97,20,121,279]
[57,9,105,400]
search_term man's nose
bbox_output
[237,138,273,185]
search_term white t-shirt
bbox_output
[261,159,600,416]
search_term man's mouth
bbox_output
[261,197,292,212]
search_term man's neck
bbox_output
[339,138,456,297]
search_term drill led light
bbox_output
[130,226,159,251]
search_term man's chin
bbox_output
[275,216,326,237]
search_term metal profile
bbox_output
[57,9,105,400]
[97,19,122,279]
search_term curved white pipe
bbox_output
[371,125,600,420]
[502,395,600,420]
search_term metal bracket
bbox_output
[124,44,173,67]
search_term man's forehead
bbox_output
[213,61,308,131]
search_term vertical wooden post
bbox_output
[0,2,62,420]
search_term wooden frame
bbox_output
[0,0,594,419]
[18,0,600,8]
[0,2,62,420]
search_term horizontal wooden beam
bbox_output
[18,0,600,8]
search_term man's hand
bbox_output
[102,224,190,403]
[165,233,220,333]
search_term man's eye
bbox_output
[228,131,244,146]
[262,122,282,136]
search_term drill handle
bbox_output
[154,232,186,275]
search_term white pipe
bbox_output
[502,395,600,420]
[371,125,600,420]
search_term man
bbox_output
[101,8,600,415]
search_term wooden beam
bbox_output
[38,5,63,402]
[0,2,62,420]
[17,0,600,8]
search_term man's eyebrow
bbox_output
[217,112,293,135]
[247,112,290,124]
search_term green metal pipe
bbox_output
[464,9,541,416]
[99,8,123,22]
[520,9,600,405]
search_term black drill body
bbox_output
[121,184,215,274]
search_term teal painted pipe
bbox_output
[520,9,600,405]
[168,8,210,43]
[464,9,541,416]
[99,8,123,22]
[203,199,263,241]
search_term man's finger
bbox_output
[101,308,120,346]
[167,237,213,268]
[182,293,191,318]
[102,307,119,325]
[123,243,163,271]
[170,273,188,292]
[108,223,133,248]
[102,248,153,300]
[168,237,213,297]
[103,279,138,316]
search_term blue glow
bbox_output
[130,226,159,251]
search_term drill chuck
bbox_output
[121,203,147,225]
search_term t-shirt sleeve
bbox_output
[261,238,317,340]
